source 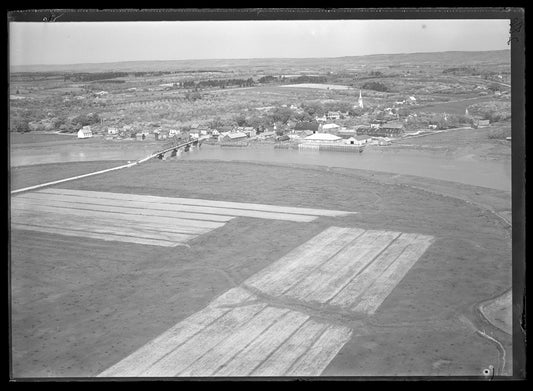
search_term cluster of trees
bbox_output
[72,113,101,127]
[362,81,389,92]
[469,101,511,123]
[403,112,472,130]
[10,111,102,133]
[258,75,277,83]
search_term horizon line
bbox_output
[10,48,510,69]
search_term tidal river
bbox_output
[10,142,511,192]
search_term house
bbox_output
[190,132,200,139]
[123,125,133,132]
[237,126,256,137]
[222,131,248,142]
[212,129,220,137]
[303,133,342,143]
[408,96,417,104]
[326,111,342,120]
[321,123,341,133]
[157,130,169,140]
[315,115,327,123]
[135,132,146,141]
[218,125,234,134]
[475,119,490,128]
[428,124,438,130]
[258,131,276,139]
[169,129,181,136]
[337,129,357,138]
[344,135,371,146]
[77,126,93,139]
[379,122,404,136]
[107,127,118,135]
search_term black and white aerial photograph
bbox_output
[8,9,525,380]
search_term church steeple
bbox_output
[358,90,364,109]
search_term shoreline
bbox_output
[10,158,512,228]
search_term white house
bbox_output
[77,126,93,139]
[169,129,181,136]
[321,123,341,132]
[344,135,371,146]
[107,127,118,135]
[303,133,342,143]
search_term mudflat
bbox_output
[10,160,511,377]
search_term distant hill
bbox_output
[10,50,510,73]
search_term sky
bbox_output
[9,19,510,66]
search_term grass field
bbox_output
[10,159,512,377]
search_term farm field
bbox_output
[281,83,351,90]
[10,160,512,377]
[412,96,499,115]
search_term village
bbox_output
[70,88,498,152]
[10,49,511,156]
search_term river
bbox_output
[10,140,511,192]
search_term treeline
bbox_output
[65,72,129,82]
[290,75,327,84]
[182,78,255,89]
[258,75,328,84]
[442,67,479,76]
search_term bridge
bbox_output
[146,136,209,162]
